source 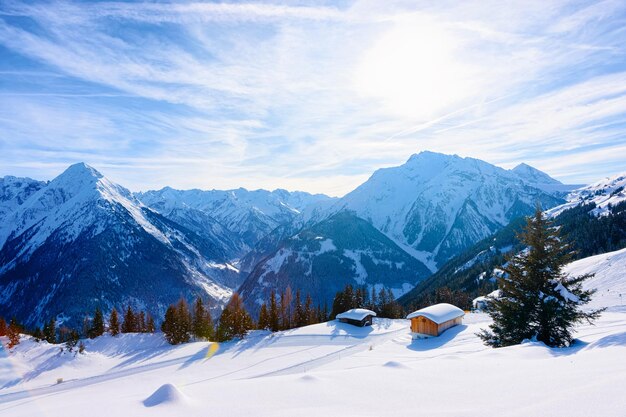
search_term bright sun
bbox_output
[355,20,473,120]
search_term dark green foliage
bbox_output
[257,304,270,330]
[192,297,214,340]
[31,326,43,341]
[330,284,403,319]
[121,305,136,333]
[268,290,280,332]
[146,314,156,333]
[161,299,193,345]
[88,307,105,338]
[43,317,57,344]
[479,208,603,348]
[109,308,120,336]
[7,318,21,348]
[217,293,254,342]
[61,328,80,352]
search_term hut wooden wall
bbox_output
[411,316,463,336]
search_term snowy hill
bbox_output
[564,247,626,312]
[0,163,240,327]
[138,187,335,256]
[239,211,432,315]
[2,256,625,416]
[510,163,580,196]
[322,151,565,269]
[547,172,626,217]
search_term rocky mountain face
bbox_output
[0,164,240,327]
[317,151,567,269]
[137,187,335,260]
[238,211,432,316]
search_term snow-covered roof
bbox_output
[406,303,464,324]
[336,308,377,321]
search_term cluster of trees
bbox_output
[1,305,156,351]
[161,298,213,344]
[330,285,404,319]
[257,288,328,333]
[480,208,603,348]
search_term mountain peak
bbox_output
[62,162,104,180]
[511,163,561,185]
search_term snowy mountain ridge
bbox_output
[547,171,626,217]
[318,151,567,268]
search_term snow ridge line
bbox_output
[249,327,408,378]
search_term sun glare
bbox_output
[355,20,473,120]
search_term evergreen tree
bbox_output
[161,305,178,344]
[279,287,293,330]
[146,314,156,333]
[192,297,213,340]
[32,327,43,342]
[217,293,253,342]
[137,311,146,333]
[89,307,105,338]
[43,317,56,344]
[304,294,315,325]
[176,298,192,341]
[268,290,280,332]
[479,208,604,348]
[109,308,120,336]
[0,317,6,336]
[294,290,308,327]
[257,303,270,330]
[122,305,136,333]
[7,319,21,349]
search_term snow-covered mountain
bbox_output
[547,172,626,217]
[138,187,335,257]
[320,152,565,269]
[239,211,432,315]
[510,163,579,196]
[0,176,47,221]
[0,163,240,327]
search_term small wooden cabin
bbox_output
[406,303,464,338]
[336,308,376,327]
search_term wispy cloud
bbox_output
[1,0,625,195]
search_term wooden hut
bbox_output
[336,308,376,327]
[406,303,464,338]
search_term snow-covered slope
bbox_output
[0,164,240,326]
[323,152,564,269]
[547,172,626,217]
[239,211,432,315]
[0,176,46,222]
[565,247,626,312]
[138,187,335,253]
[510,163,580,196]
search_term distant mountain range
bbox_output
[0,152,585,325]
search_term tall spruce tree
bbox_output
[146,314,156,333]
[7,319,21,348]
[258,303,270,330]
[192,297,213,340]
[122,305,136,333]
[109,308,120,336]
[43,317,56,344]
[268,290,280,332]
[217,293,253,342]
[89,307,105,338]
[0,317,7,336]
[479,208,603,348]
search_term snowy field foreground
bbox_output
[1,251,626,416]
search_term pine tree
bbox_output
[109,308,120,336]
[268,290,280,332]
[137,311,146,333]
[161,305,178,344]
[192,297,213,340]
[304,294,315,325]
[257,303,270,330]
[279,287,293,330]
[217,293,253,342]
[89,307,105,338]
[0,317,6,336]
[43,317,56,344]
[32,327,43,342]
[479,208,604,348]
[146,314,156,333]
[7,319,21,349]
[294,289,308,327]
[176,298,192,342]
[122,305,136,333]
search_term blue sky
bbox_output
[1,0,626,196]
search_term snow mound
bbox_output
[143,383,188,407]
[382,361,408,369]
[299,374,319,382]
